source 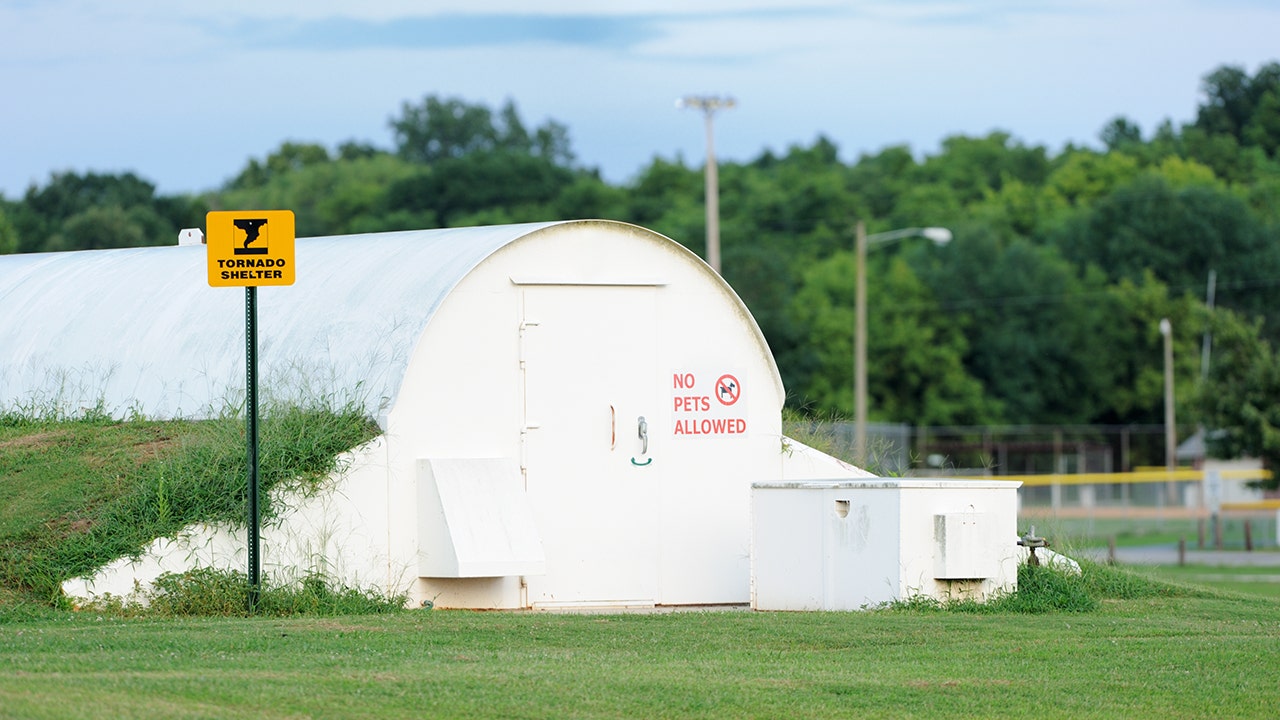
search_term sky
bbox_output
[2,0,1279,199]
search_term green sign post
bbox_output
[206,210,296,610]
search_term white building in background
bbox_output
[3,220,876,609]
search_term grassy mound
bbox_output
[0,404,380,607]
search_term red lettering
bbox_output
[671,417,747,436]
[674,395,712,413]
[674,373,695,389]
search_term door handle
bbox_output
[631,416,652,466]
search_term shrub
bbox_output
[77,567,408,618]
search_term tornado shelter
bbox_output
[1,220,866,609]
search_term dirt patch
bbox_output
[0,430,72,451]
[131,430,178,464]
[81,426,180,470]
[43,514,95,539]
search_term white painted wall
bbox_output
[387,222,785,608]
[751,479,1022,610]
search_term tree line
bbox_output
[3,64,1280,478]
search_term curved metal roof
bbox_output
[0,221,560,420]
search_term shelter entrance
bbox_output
[520,284,662,607]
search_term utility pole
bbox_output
[1161,317,1176,471]
[1160,317,1177,507]
[677,95,735,274]
[1201,269,1216,380]
[855,221,868,463]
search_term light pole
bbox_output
[854,221,953,465]
[677,95,735,274]
[1160,317,1176,470]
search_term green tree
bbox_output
[382,151,574,228]
[1043,150,1141,208]
[336,140,386,161]
[965,178,1065,240]
[622,157,702,237]
[1100,116,1143,152]
[847,145,917,218]
[11,172,201,253]
[1244,86,1280,157]
[728,137,860,261]
[1195,62,1280,154]
[550,175,630,221]
[1183,63,1280,181]
[1197,307,1280,488]
[0,207,16,254]
[784,248,994,424]
[532,119,575,167]
[226,142,331,190]
[1050,172,1280,335]
[924,230,1123,424]
[218,153,419,237]
[1088,274,1200,425]
[886,183,964,236]
[392,96,500,164]
[45,205,150,251]
[390,96,575,168]
[914,132,1051,205]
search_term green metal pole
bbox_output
[245,286,260,611]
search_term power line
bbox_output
[877,275,1280,314]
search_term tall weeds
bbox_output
[0,400,380,607]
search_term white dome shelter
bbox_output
[2,220,868,609]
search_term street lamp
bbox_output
[854,221,953,465]
[677,94,736,274]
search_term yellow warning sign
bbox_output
[206,210,296,287]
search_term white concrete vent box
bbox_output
[417,458,546,578]
[934,512,996,579]
[750,479,1022,611]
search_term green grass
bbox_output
[1020,515,1279,551]
[1,594,1278,719]
[4,412,1280,716]
[1127,564,1280,600]
[0,404,380,606]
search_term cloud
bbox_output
[231,14,657,51]
[220,7,844,53]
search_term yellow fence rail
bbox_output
[1221,500,1280,511]
[954,468,1272,488]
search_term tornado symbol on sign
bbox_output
[233,218,269,255]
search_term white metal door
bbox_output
[520,285,661,607]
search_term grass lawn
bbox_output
[4,415,1280,718]
[1022,515,1279,551]
[1131,564,1280,600]
[2,596,1279,719]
